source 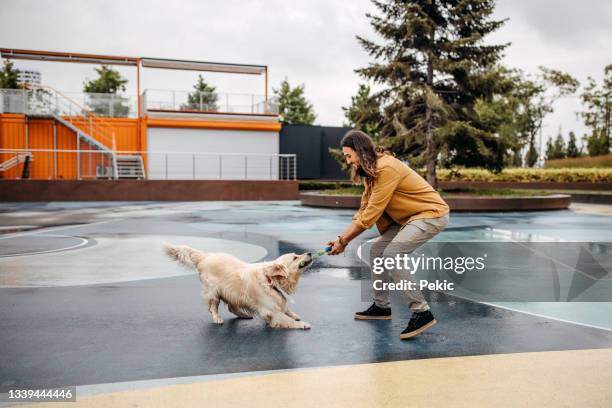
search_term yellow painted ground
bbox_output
[570,203,612,216]
[15,348,612,408]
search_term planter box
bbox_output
[0,180,299,201]
[300,192,571,212]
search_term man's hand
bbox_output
[326,223,364,256]
[326,238,346,255]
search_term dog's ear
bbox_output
[265,263,288,278]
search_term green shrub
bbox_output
[299,180,354,190]
[435,168,612,183]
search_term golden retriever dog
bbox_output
[164,244,313,329]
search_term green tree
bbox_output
[83,65,129,117]
[512,67,578,166]
[584,131,609,156]
[83,65,127,93]
[566,131,580,158]
[356,0,510,187]
[545,137,555,161]
[0,59,20,89]
[182,74,218,111]
[580,64,611,155]
[273,79,316,125]
[342,83,384,138]
[471,67,526,167]
[551,129,566,159]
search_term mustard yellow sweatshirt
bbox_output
[352,154,449,234]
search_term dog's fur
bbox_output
[164,244,313,329]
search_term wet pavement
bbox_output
[1,201,611,392]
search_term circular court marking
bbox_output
[0,235,267,287]
[0,234,91,257]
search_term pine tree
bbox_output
[0,59,20,89]
[183,74,219,111]
[566,131,580,158]
[545,137,555,161]
[357,0,509,187]
[342,83,384,138]
[273,79,316,125]
[552,130,566,159]
[83,65,129,117]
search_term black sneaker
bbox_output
[399,310,437,339]
[354,303,392,320]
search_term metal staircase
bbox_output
[19,85,145,179]
[0,151,32,172]
[50,114,114,154]
[116,155,146,179]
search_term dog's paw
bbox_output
[300,321,311,330]
[213,317,224,324]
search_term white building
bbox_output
[16,68,41,86]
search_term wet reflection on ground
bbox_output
[0,201,611,391]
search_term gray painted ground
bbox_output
[1,201,611,391]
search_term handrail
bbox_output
[0,148,297,180]
[28,85,117,150]
[0,148,296,157]
[145,88,271,98]
[0,152,31,171]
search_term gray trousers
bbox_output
[369,214,449,312]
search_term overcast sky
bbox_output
[1,0,611,146]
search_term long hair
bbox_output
[340,129,386,186]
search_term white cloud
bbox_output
[1,0,609,143]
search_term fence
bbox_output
[142,89,278,115]
[1,88,277,117]
[0,88,137,118]
[0,149,296,180]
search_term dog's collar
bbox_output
[267,277,294,304]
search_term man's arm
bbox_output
[327,222,365,255]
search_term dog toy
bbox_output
[313,247,332,258]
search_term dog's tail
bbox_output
[163,243,207,271]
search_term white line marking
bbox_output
[355,232,612,332]
[0,235,89,258]
[0,221,110,240]
[445,290,612,332]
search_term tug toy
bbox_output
[314,247,332,258]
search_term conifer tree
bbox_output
[566,131,580,158]
[0,59,20,89]
[342,83,384,138]
[183,74,219,111]
[357,0,509,186]
[274,79,316,125]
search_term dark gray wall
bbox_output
[280,124,350,180]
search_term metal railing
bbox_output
[0,149,296,180]
[0,86,117,151]
[144,151,295,180]
[62,91,137,118]
[142,89,279,115]
[0,151,32,172]
[1,88,278,117]
[0,88,136,118]
[0,148,114,180]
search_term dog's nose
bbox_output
[306,252,312,257]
